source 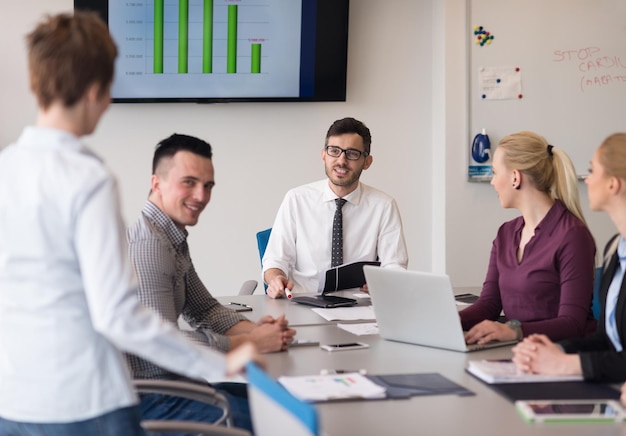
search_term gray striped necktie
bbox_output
[331,198,347,267]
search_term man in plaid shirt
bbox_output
[126,133,295,431]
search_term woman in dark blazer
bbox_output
[512,133,626,383]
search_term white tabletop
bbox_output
[218,294,625,436]
[270,324,625,436]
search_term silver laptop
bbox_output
[363,266,517,352]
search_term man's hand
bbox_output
[227,315,296,352]
[225,342,264,376]
[264,268,294,299]
[249,315,296,352]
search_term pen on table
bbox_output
[229,302,252,308]
[320,369,368,375]
[284,288,293,299]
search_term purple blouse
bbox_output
[460,200,597,341]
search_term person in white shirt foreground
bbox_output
[0,11,260,435]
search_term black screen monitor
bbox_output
[74,0,349,103]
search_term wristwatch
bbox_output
[506,319,523,341]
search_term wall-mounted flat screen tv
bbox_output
[74,0,349,103]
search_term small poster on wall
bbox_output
[478,66,523,100]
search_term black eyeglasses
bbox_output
[324,145,369,160]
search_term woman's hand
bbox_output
[464,320,518,345]
[512,334,582,376]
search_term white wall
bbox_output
[0,0,614,296]
[1,0,434,296]
[442,0,614,288]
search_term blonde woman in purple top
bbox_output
[513,133,626,383]
[462,131,597,346]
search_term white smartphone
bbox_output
[515,400,626,423]
[320,342,370,352]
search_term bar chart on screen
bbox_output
[109,0,302,98]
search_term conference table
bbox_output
[218,292,626,436]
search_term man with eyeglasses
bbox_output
[263,117,408,298]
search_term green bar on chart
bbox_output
[251,43,261,73]
[227,4,238,73]
[178,0,189,73]
[202,0,213,73]
[153,0,164,73]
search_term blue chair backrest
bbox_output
[246,363,319,436]
[256,228,272,292]
[256,228,272,266]
[592,266,602,320]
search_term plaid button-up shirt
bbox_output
[125,201,246,380]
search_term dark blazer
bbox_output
[559,234,626,382]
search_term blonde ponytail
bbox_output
[551,147,586,225]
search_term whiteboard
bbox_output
[468,0,626,177]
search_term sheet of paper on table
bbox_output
[337,322,379,336]
[311,306,376,321]
[278,372,386,402]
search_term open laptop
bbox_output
[363,266,517,352]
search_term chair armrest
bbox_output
[133,379,231,426]
[141,420,251,436]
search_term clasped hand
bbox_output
[511,334,571,374]
[253,315,296,352]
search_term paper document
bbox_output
[311,306,376,321]
[352,293,371,299]
[478,66,522,100]
[337,322,379,336]
[467,360,584,384]
[278,372,386,402]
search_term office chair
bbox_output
[238,279,258,296]
[234,228,272,295]
[591,266,602,320]
[246,363,319,436]
[133,379,251,436]
[256,228,272,293]
[256,228,272,265]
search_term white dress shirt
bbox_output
[262,179,408,293]
[605,236,626,352]
[0,127,226,423]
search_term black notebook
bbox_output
[490,381,620,402]
[367,373,475,399]
[291,294,357,308]
[291,261,380,308]
[322,261,381,293]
